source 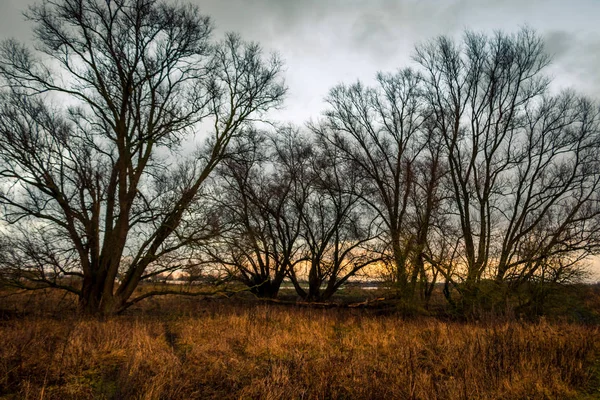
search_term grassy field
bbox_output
[1,290,599,399]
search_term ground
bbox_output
[0,287,599,399]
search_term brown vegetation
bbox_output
[1,290,599,399]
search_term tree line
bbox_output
[0,0,598,315]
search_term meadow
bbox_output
[1,288,599,399]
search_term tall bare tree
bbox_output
[288,139,383,301]
[311,69,430,299]
[203,127,308,298]
[414,28,600,305]
[406,118,449,305]
[0,0,285,314]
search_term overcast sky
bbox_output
[1,0,599,124]
[1,0,599,277]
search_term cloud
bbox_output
[188,0,600,121]
[0,0,36,41]
[544,30,575,60]
[1,0,598,122]
[563,36,600,96]
[538,30,600,96]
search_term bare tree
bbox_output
[288,136,383,302]
[0,0,285,314]
[407,118,449,305]
[311,69,433,300]
[414,28,600,306]
[203,127,307,298]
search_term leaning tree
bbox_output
[0,0,285,314]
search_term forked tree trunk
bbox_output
[79,277,104,315]
[79,280,124,315]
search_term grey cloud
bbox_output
[314,0,550,69]
[193,0,600,113]
[1,0,598,120]
[537,30,600,96]
[0,0,36,41]
[561,35,600,96]
[544,30,574,60]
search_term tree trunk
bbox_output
[392,240,411,300]
[79,276,103,315]
[305,262,323,301]
[249,276,283,298]
[79,275,126,316]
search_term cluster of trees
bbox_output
[203,127,384,301]
[0,0,599,315]
[0,0,285,314]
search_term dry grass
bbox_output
[0,293,599,399]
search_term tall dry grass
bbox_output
[0,297,598,399]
